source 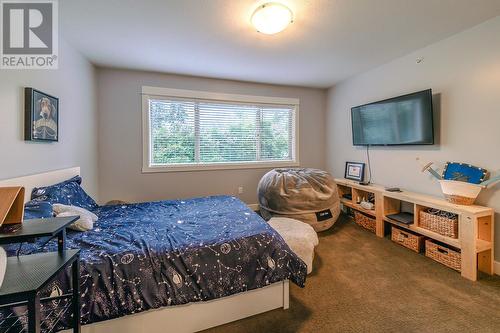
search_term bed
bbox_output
[0,167,307,333]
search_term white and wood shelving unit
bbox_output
[335,178,495,281]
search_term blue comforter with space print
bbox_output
[0,196,306,332]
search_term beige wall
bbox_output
[96,68,327,204]
[326,17,500,259]
[0,39,99,198]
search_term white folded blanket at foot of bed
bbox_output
[268,217,319,274]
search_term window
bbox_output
[142,87,299,172]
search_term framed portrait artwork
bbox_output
[344,162,365,182]
[25,88,59,142]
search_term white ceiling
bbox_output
[60,0,500,88]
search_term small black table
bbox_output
[0,216,79,252]
[0,250,81,333]
[0,217,81,333]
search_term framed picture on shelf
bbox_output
[344,162,365,182]
[25,88,59,142]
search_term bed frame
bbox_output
[0,167,290,333]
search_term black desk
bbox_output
[0,216,79,252]
[0,250,80,333]
[0,217,81,332]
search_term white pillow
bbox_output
[53,204,97,231]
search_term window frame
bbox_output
[142,86,300,173]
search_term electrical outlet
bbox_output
[238,186,244,194]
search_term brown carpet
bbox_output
[205,214,500,333]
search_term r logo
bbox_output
[1,0,57,69]
[2,2,53,54]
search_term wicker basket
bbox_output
[419,211,458,238]
[425,240,461,272]
[439,180,481,206]
[353,211,376,233]
[391,227,424,253]
[443,194,475,205]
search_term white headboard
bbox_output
[0,167,80,203]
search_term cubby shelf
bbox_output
[383,216,461,249]
[340,198,376,217]
[476,239,492,253]
[335,178,495,281]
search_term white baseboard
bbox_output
[247,203,259,211]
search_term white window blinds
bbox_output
[146,95,297,169]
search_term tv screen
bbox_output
[351,89,434,146]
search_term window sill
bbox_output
[142,160,300,173]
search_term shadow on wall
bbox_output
[432,93,442,147]
[478,180,500,202]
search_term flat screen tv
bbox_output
[351,89,434,146]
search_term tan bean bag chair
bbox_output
[258,168,340,232]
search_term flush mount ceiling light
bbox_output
[251,2,293,35]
